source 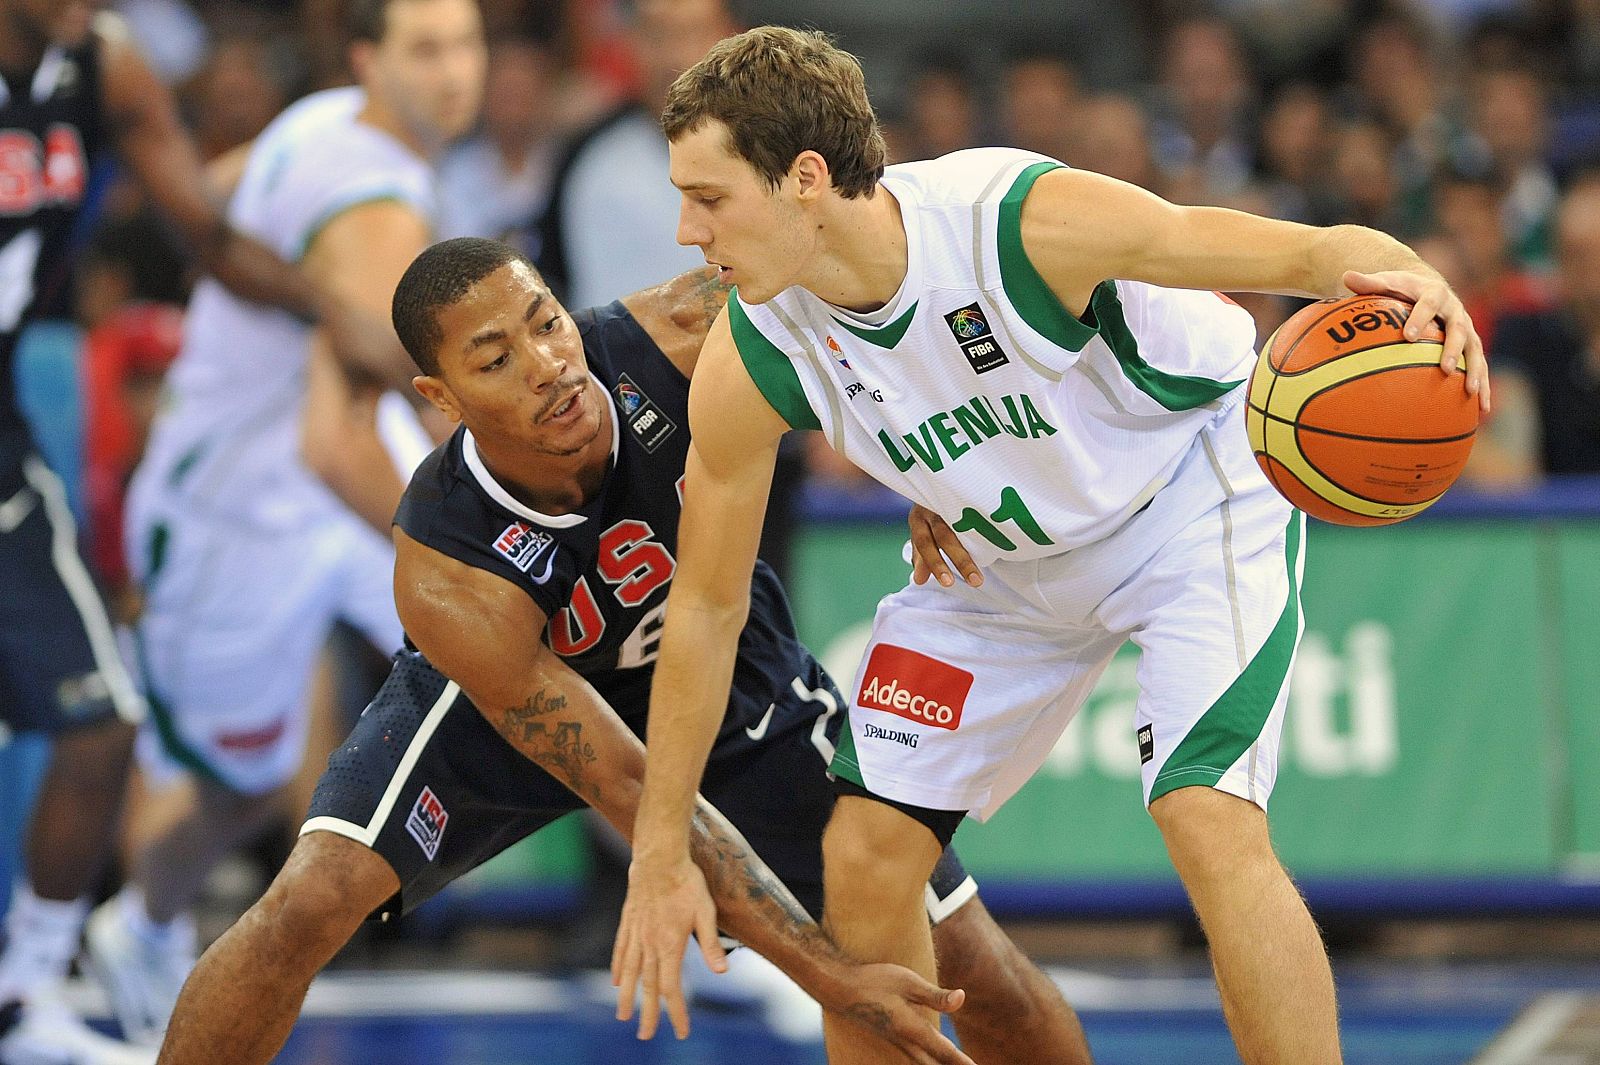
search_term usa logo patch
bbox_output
[405,786,448,860]
[494,521,557,576]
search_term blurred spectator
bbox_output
[1326,118,1415,234]
[1432,168,1555,352]
[1211,0,1352,87]
[531,0,735,308]
[1490,174,1600,475]
[1074,93,1163,194]
[999,50,1082,163]
[437,38,558,240]
[115,0,210,83]
[1148,17,1257,202]
[182,35,292,161]
[1467,63,1559,268]
[1345,11,1475,232]
[1256,83,1335,223]
[900,51,983,160]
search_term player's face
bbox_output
[424,261,602,458]
[670,120,813,304]
[369,0,486,147]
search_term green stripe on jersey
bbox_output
[1149,512,1303,804]
[727,294,822,431]
[295,192,417,261]
[996,161,1097,352]
[1086,282,1245,411]
[833,302,919,348]
[828,707,866,788]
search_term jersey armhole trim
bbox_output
[727,294,822,432]
[295,191,424,261]
[1084,281,1246,411]
[996,161,1098,353]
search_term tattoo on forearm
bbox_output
[498,691,600,803]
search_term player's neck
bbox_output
[471,406,614,516]
[801,183,908,313]
[356,92,439,162]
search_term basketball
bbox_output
[1245,294,1479,526]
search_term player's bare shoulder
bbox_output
[618,266,730,378]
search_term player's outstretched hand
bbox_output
[908,505,983,588]
[612,854,725,1040]
[1342,269,1491,414]
[827,962,976,1065]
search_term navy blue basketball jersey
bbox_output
[0,35,105,467]
[395,301,814,738]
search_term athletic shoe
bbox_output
[82,902,192,1047]
[0,992,155,1065]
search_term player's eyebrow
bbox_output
[465,294,544,351]
[671,180,724,193]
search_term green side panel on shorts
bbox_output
[995,161,1097,352]
[828,708,866,788]
[134,635,229,788]
[1083,282,1245,411]
[726,293,822,431]
[1149,512,1303,804]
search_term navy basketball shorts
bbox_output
[0,453,143,736]
[301,649,976,924]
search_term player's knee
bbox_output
[1150,786,1276,882]
[821,799,936,910]
[47,720,136,791]
[254,833,391,963]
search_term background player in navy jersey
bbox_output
[153,237,1092,1065]
[0,0,417,1058]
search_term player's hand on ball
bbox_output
[908,505,983,588]
[832,963,976,1065]
[612,855,725,1040]
[1342,269,1491,413]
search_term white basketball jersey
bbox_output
[731,148,1263,567]
[140,88,436,528]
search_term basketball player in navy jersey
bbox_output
[152,238,1092,1065]
[0,0,412,1058]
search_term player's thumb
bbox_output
[694,914,729,974]
[919,981,965,1014]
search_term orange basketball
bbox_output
[1245,295,1479,526]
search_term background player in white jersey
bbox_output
[87,0,485,1045]
[616,26,1490,1065]
[0,0,412,1059]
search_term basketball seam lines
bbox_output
[1247,405,1477,445]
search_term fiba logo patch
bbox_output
[614,373,676,453]
[943,303,1010,375]
[405,786,449,860]
[616,379,645,415]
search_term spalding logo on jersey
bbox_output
[943,303,1010,376]
[614,373,676,453]
[494,520,557,582]
[856,644,973,731]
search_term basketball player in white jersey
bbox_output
[85,0,485,1044]
[615,27,1490,1064]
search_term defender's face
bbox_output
[370,0,487,146]
[428,261,600,456]
[670,120,808,305]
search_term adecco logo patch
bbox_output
[856,644,974,730]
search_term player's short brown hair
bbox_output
[661,26,886,199]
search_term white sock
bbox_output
[117,886,196,955]
[0,886,89,1003]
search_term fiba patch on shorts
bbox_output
[856,644,973,731]
[405,786,449,860]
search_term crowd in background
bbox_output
[72,0,1600,595]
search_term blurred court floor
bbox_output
[60,960,1600,1064]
